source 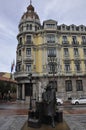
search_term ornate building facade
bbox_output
[14,2,86,102]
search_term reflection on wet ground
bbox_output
[22,121,70,130]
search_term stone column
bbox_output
[17,85,19,100]
[37,81,45,102]
[22,84,25,100]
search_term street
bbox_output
[0,102,86,115]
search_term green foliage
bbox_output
[0,81,16,95]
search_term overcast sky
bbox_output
[0,0,86,73]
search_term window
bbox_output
[48,62,57,74]
[20,26,23,31]
[76,27,79,31]
[83,48,86,55]
[76,80,83,91]
[65,63,70,72]
[75,62,80,71]
[64,48,69,56]
[66,26,70,30]
[26,35,31,43]
[62,25,65,30]
[72,36,77,44]
[26,64,31,72]
[26,48,31,56]
[30,24,32,30]
[19,50,21,56]
[82,36,86,43]
[46,24,55,29]
[19,37,22,44]
[35,26,37,31]
[17,64,21,72]
[26,24,32,30]
[47,48,56,57]
[26,24,29,30]
[62,36,67,43]
[74,48,79,56]
[65,80,72,91]
[81,26,84,31]
[47,34,55,43]
[71,25,74,31]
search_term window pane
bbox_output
[63,36,67,41]
[47,34,55,43]
[65,80,72,91]
[26,48,31,56]
[26,64,31,72]
[64,48,69,55]
[26,35,31,42]
[76,80,83,91]
[47,48,56,56]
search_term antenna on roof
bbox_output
[30,0,32,5]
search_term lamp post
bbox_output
[28,73,32,110]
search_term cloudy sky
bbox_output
[0,0,86,72]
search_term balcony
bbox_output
[81,41,86,46]
[72,41,79,46]
[14,71,29,78]
[63,70,84,76]
[17,43,22,49]
[47,56,57,62]
[47,41,55,45]
[64,69,72,76]
[17,56,22,62]
[63,54,70,59]
[73,54,80,59]
[24,55,33,62]
[25,40,33,45]
[62,41,69,46]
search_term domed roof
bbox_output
[21,4,40,21]
[27,4,34,12]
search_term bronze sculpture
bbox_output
[28,82,63,128]
[42,83,56,127]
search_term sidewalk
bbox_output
[0,101,86,130]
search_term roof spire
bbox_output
[30,0,32,5]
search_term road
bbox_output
[0,102,86,115]
[57,103,86,114]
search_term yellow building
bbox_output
[14,2,86,102]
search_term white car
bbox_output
[56,98,63,105]
[71,97,86,105]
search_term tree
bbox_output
[0,81,16,100]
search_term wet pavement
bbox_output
[22,121,70,130]
[0,102,28,115]
[0,101,86,130]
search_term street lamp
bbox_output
[28,73,32,110]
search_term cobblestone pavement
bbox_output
[0,102,86,130]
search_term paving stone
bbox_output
[64,114,86,130]
[0,116,27,130]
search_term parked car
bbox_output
[71,97,86,105]
[56,98,63,105]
